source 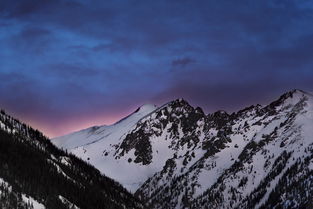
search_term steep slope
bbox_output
[52,104,157,191]
[0,177,44,209]
[53,100,207,192]
[136,89,313,209]
[53,89,313,209]
[53,104,157,150]
[0,110,144,209]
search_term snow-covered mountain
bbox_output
[53,104,158,191]
[53,89,313,209]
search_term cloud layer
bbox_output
[1,0,313,137]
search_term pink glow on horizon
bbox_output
[5,101,163,139]
[22,112,131,139]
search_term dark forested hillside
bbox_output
[0,110,144,209]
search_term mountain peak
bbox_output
[52,90,313,208]
[283,89,310,98]
[267,89,311,110]
[280,89,311,103]
[114,104,157,125]
[134,104,157,114]
[168,98,191,108]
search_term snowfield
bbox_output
[53,104,158,191]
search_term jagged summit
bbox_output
[267,89,311,111]
[132,99,191,118]
[279,89,311,101]
[52,89,313,208]
[163,98,206,116]
[157,98,192,110]
[173,98,191,106]
[236,104,262,114]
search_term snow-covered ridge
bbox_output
[53,104,157,150]
[52,104,158,192]
[52,89,313,208]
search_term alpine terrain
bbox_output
[53,89,313,209]
[0,110,144,209]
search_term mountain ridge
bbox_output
[52,89,313,208]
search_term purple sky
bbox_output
[1,0,313,137]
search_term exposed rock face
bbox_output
[53,89,313,209]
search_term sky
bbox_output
[1,0,313,138]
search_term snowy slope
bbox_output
[52,104,158,191]
[191,90,313,208]
[53,104,157,149]
[135,90,313,209]
[53,89,313,209]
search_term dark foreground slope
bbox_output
[0,110,144,209]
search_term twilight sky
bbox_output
[1,0,313,137]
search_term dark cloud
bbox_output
[1,0,81,19]
[172,57,196,67]
[155,69,313,113]
[20,27,51,39]
[1,0,313,137]
[42,63,99,78]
